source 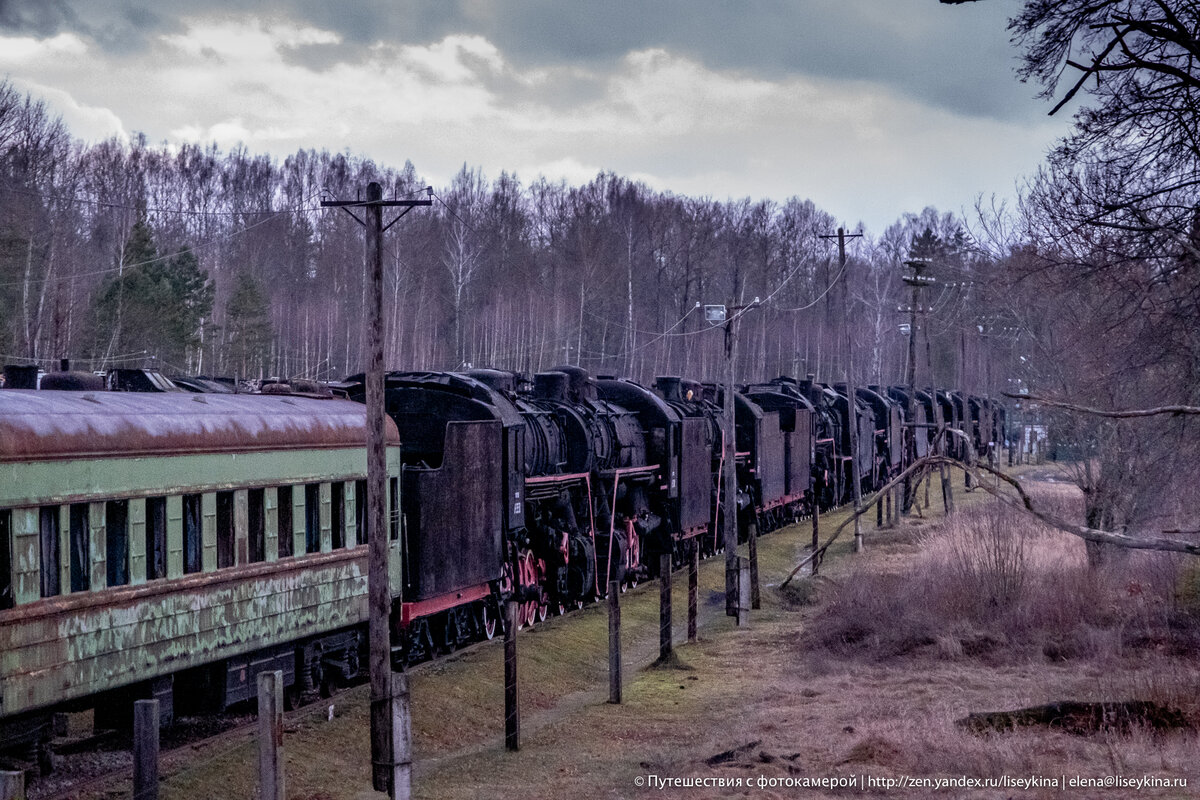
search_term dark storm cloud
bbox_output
[1,0,1039,121]
[0,0,81,37]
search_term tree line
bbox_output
[0,78,1003,396]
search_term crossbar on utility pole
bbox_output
[321,183,430,800]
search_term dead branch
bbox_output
[935,456,1200,556]
[1002,391,1200,418]
[780,453,939,588]
[780,445,1200,590]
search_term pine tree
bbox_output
[90,218,213,371]
[224,271,272,379]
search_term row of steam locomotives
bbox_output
[0,361,1003,769]
[336,366,1005,656]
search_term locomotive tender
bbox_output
[0,363,1000,772]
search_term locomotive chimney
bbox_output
[551,365,595,402]
[533,371,568,402]
[655,376,683,402]
[4,364,39,390]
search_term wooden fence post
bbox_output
[608,580,621,703]
[941,465,955,514]
[258,671,285,800]
[811,505,820,576]
[737,557,750,627]
[659,553,673,661]
[391,671,413,800]
[748,522,761,609]
[687,542,698,643]
[133,699,159,800]
[504,599,520,751]
[0,771,23,800]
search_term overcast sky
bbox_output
[0,0,1071,234]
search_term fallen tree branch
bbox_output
[780,453,939,588]
[1002,391,1200,418]
[780,447,1200,589]
[935,456,1200,556]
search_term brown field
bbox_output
[52,466,1200,799]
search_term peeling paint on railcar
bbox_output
[1,555,370,715]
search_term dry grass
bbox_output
[812,483,1200,668]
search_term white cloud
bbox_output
[0,32,88,64]
[2,13,1070,233]
[6,80,128,145]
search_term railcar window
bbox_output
[277,486,294,558]
[106,500,129,587]
[69,503,89,592]
[355,480,367,545]
[183,494,202,574]
[389,477,399,541]
[331,482,345,549]
[248,488,265,563]
[216,491,234,568]
[304,483,320,554]
[146,497,167,580]
[1,510,12,609]
[40,507,60,597]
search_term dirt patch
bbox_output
[959,701,1197,737]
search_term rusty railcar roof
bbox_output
[0,390,399,462]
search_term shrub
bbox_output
[810,497,1200,664]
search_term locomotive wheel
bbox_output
[407,619,434,664]
[481,603,497,640]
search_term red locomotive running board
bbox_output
[399,582,492,627]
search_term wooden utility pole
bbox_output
[821,227,864,551]
[716,299,759,616]
[901,258,934,516]
[723,310,738,617]
[322,182,430,799]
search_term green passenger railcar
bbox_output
[0,390,402,761]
